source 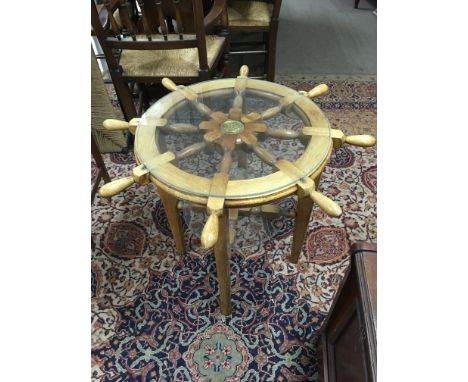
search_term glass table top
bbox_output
[135,78,332,199]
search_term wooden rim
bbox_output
[135,79,332,200]
[148,148,332,207]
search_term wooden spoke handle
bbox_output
[99,164,151,198]
[103,119,130,130]
[162,77,198,101]
[201,212,220,249]
[344,135,376,147]
[307,84,329,98]
[239,65,249,77]
[99,176,135,198]
[201,173,228,249]
[162,77,178,92]
[309,190,342,217]
[330,129,376,148]
[103,118,139,135]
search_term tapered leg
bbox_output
[266,20,279,82]
[157,186,185,253]
[91,133,111,183]
[214,211,232,315]
[290,174,322,264]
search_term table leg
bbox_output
[290,173,322,264]
[214,211,232,315]
[156,186,185,254]
[228,208,238,245]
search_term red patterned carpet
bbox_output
[91,77,376,381]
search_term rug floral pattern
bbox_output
[92,78,376,381]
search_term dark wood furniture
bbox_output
[318,242,377,382]
[91,0,229,121]
[226,0,282,81]
[91,133,112,204]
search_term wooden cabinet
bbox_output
[318,242,377,382]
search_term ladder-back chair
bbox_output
[91,0,229,120]
[226,0,282,81]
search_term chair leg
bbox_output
[109,69,138,121]
[220,27,230,78]
[214,211,232,315]
[136,83,150,115]
[290,173,322,264]
[91,133,111,183]
[156,186,185,254]
[354,0,360,8]
[266,20,279,82]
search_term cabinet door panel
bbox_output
[327,299,369,382]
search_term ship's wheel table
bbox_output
[99,66,376,315]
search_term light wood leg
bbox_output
[214,211,232,315]
[290,173,322,264]
[157,186,185,254]
[228,208,239,245]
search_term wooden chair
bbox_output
[91,0,229,121]
[91,48,127,153]
[226,0,282,81]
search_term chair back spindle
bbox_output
[119,1,138,40]
[173,0,185,39]
[135,0,153,39]
[102,0,121,37]
[155,0,169,40]
[191,0,208,73]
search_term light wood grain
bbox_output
[199,120,218,130]
[102,118,139,135]
[204,129,223,142]
[135,78,332,201]
[239,130,257,145]
[307,84,329,98]
[214,212,231,315]
[144,151,176,173]
[161,77,178,92]
[193,101,213,117]
[201,173,229,249]
[157,185,185,253]
[327,128,376,148]
[239,65,249,77]
[251,144,276,166]
[310,189,342,217]
[132,164,150,184]
[275,159,342,217]
[246,122,267,132]
[99,176,135,198]
[175,142,206,160]
[201,213,220,249]
[162,123,199,134]
[162,77,198,101]
[345,135,376,147]
[290,187,314,264]
[265,128,300,139]
[103,119,130,130]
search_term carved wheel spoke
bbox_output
[175,142,207,160]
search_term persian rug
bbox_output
[92,76,376,381]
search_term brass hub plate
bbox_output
[220,120,245,135]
